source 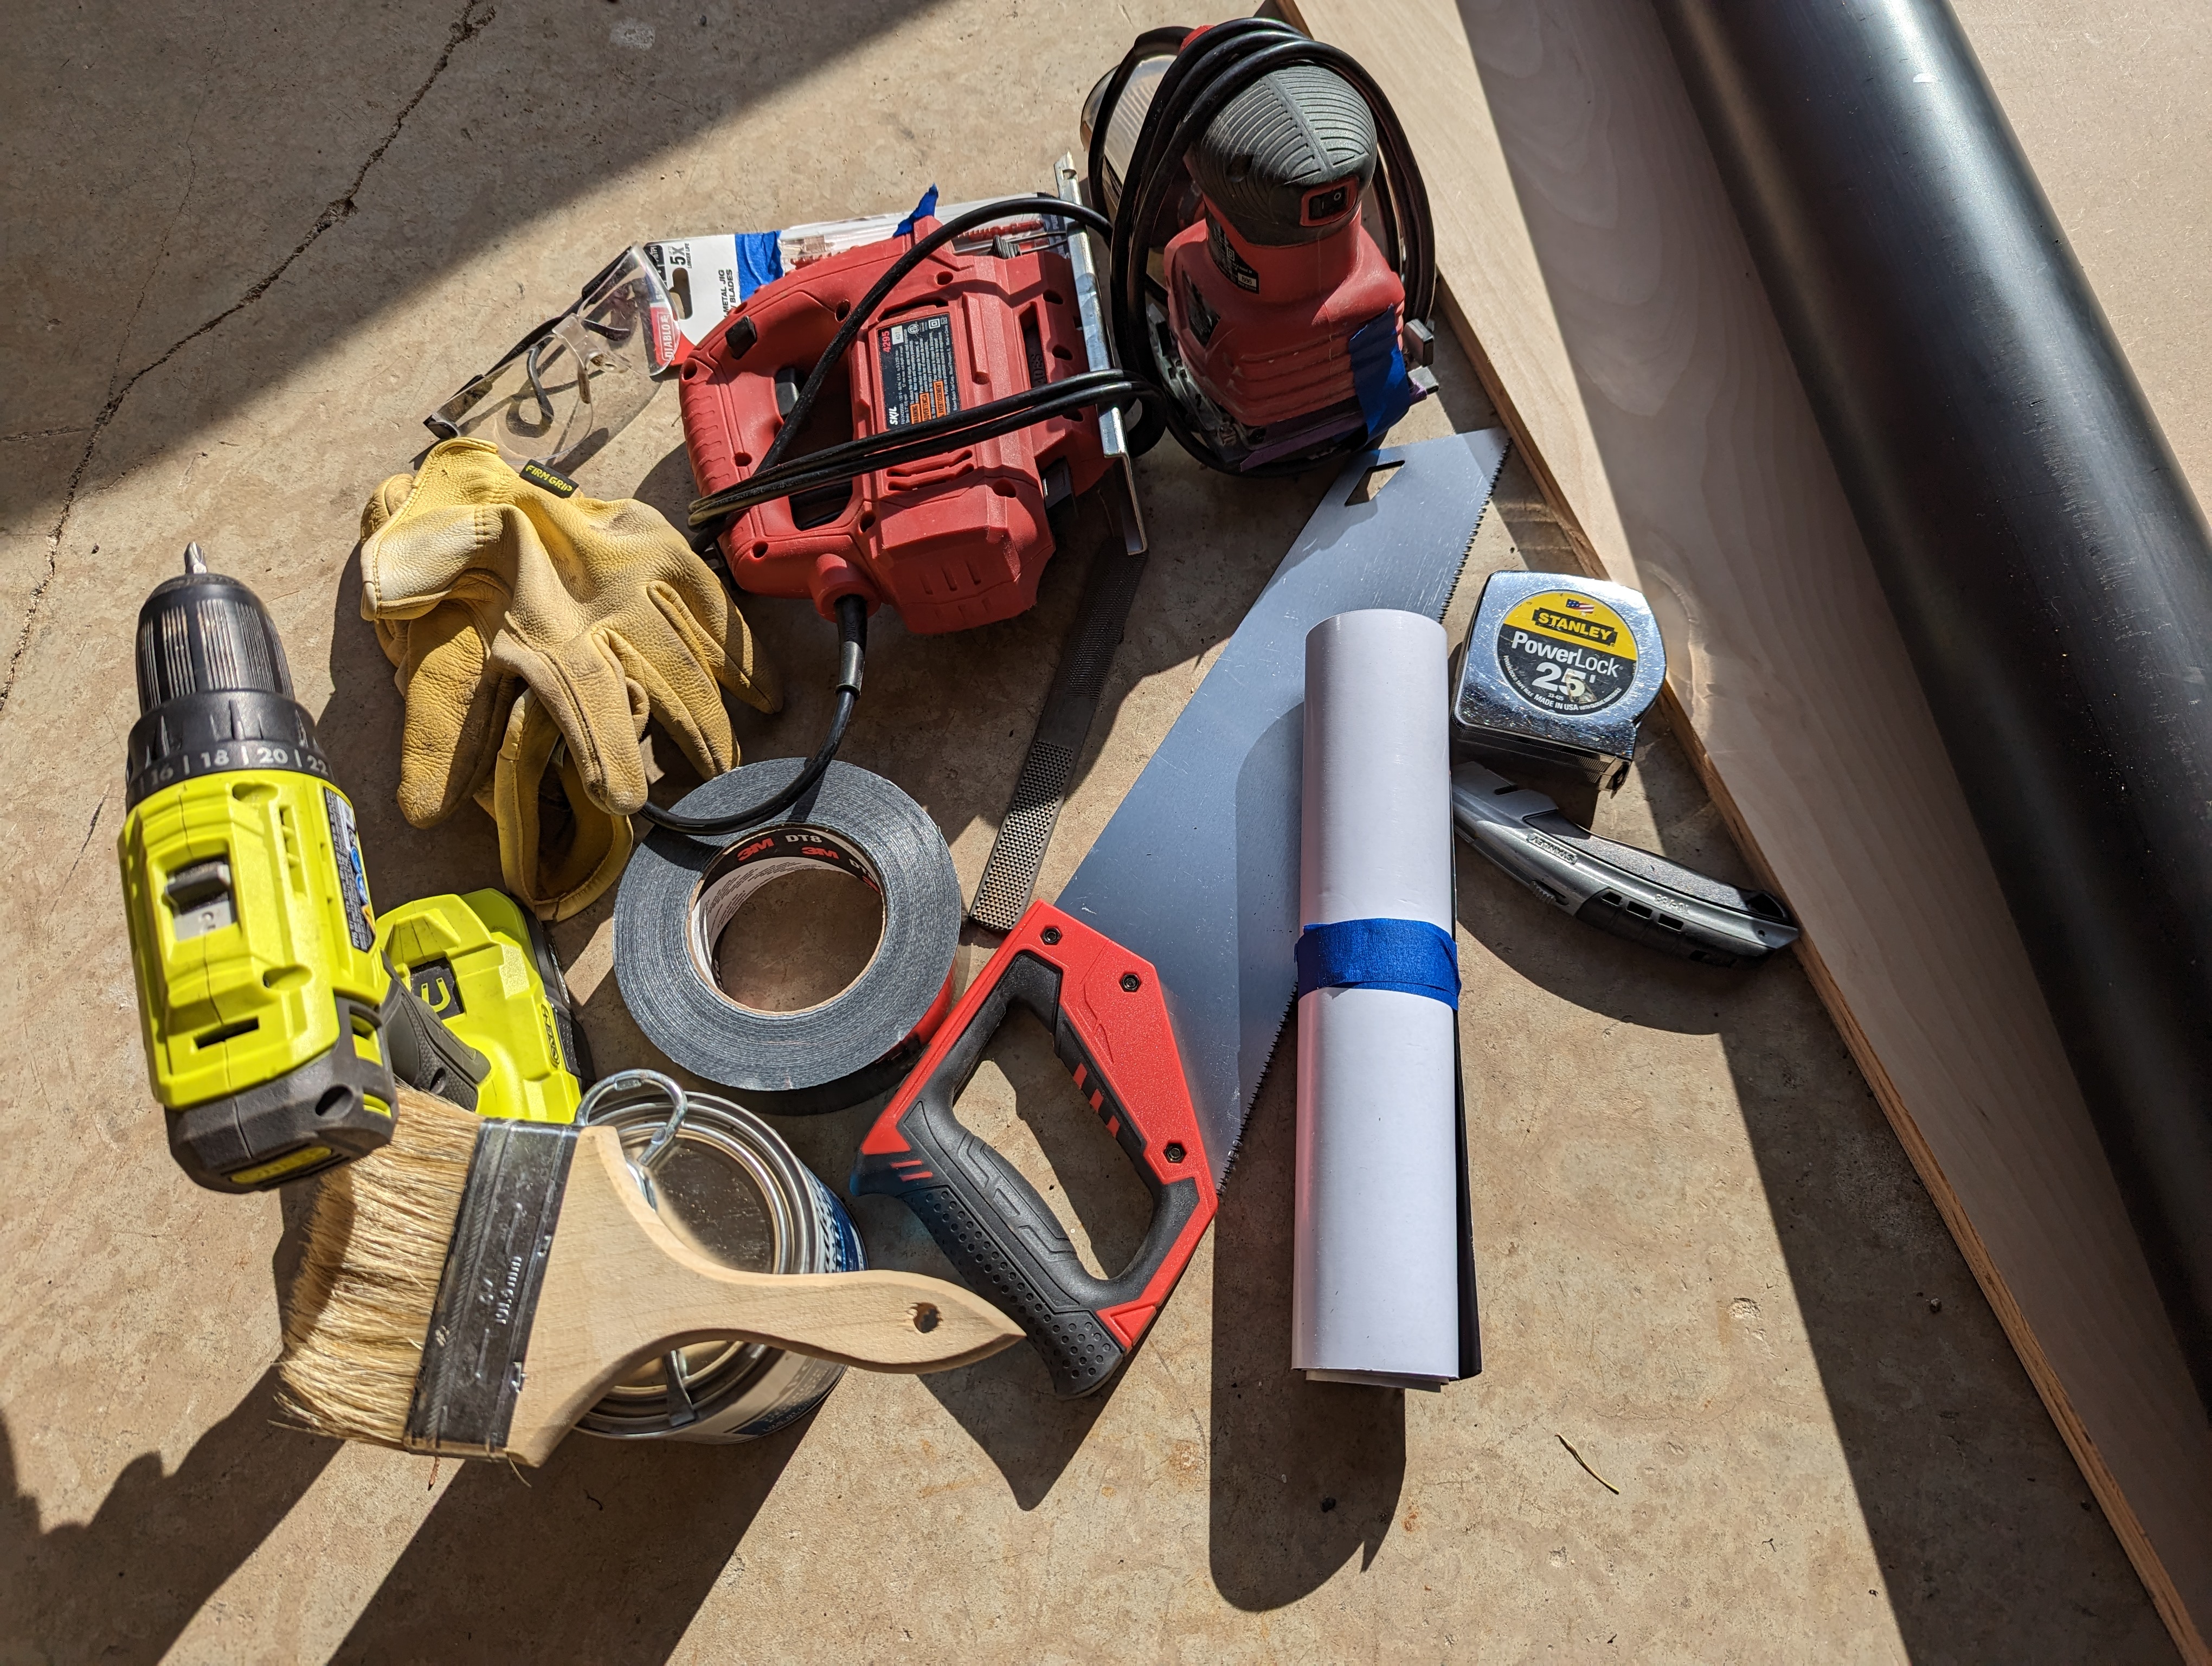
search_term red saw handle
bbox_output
[851,900,1217,1397]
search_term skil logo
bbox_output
[1531,606,1617,646]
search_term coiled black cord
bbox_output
[633,594,867,835]
[1094,16,1435,476]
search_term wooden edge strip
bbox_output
[1664,695,2208,1666]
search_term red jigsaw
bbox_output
[678,214,1111,634]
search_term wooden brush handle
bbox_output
[506,1126,1022,1465]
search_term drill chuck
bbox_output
[126,556,332,809]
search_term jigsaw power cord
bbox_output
[689,371,1138,524]
[633,593,868,836]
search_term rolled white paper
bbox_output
[1293,608,1462,1386]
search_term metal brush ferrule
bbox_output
[403,1118,578,1457]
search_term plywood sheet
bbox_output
[1282,0,2212,1656]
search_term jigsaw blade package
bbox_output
[1293,608,1465,1387]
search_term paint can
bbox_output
[573,1071,866,1443]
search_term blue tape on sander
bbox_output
[614,759,962,1113]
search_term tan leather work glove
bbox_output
[359,438,780,918]
[479,690,635,922]
[361,437,781,817]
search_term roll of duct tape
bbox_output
[614,759,961,1113]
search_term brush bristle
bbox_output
[276,1086,482,1449]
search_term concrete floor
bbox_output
[0,1,2189,1661]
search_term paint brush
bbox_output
[279,1086,1020,1464]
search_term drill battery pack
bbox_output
[378,889,593,1125]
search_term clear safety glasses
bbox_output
[424,246,682,474]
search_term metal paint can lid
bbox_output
[571,1073,864,1441]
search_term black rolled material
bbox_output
[1652,0,2212,1406]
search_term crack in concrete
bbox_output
[52,792,110,918]
[0,426,93,446]
[74,794,107,864]
[0,0,497,720]
[106,99,208,448]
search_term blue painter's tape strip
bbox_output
[734,232,783,300]
[1295,918,1460,1008]
[894,184,941,238]
[1348,308,1414,440]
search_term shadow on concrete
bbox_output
[1204,1011,1409,1608]
[0,1369,342,1666]
[1451,723,2169,1661]
[330,1419,804,1664]
[0,1168,359,1663]
[3,0,956,530]
[828,1009,1150,1511]
[906,1343,1110,1514]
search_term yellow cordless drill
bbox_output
[117,545,401,1190]
[118,546,593,1193]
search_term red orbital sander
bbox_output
[1085,17,1437,473]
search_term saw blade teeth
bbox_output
[1211,1132,1246,1189]
[1209,995,1296,1188]
[1435,454,1504,622]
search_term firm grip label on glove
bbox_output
[1495,590,1638,716]
[518,459,580,498]
[879,312,960,427]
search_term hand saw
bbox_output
[853,430,1510,1395]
